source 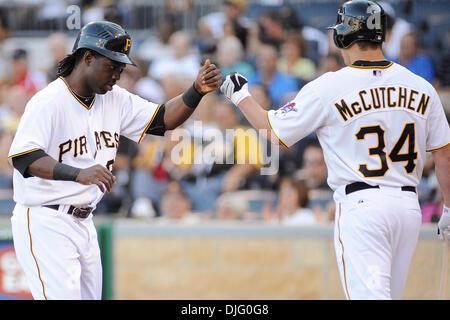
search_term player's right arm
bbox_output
[434,146,450,237]
[11,151,115,193]
[220,73,279,145]
[425,88,450,238]
[163,59,223,130]
[433,146,450,207]
[220,72,328,148]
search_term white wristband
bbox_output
[443,205,450,217]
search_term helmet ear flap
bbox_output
[333,30,345,49]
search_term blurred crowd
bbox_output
[0,0,448,226]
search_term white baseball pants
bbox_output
[11,203,102,300]
[333,186,422,300]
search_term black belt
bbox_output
[345,182,416,195]
[43,205,93,218]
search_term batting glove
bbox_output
[438,205,450,240]
[220,72,251,106]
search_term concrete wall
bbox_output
[113,220,449,300]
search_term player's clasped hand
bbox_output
[76,164,116,193]
[195,59,223,94]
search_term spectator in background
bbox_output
[134,75,165,105]
[0,17,9,82]
[82,0,125,26]
[264,177,316,225]
[136,13,180,64]
[46,32,70,82]
[216,36,254,79]
[0,128,13,189]
[254,10,285,48]
[130,134,170,218]
[296,141,329,193]
[247,8,328,64]
[148,31,200,81]
[157,182,200,223]
[273,133,318,191]
[216,192,248,220]
[278,32,317,84]
[117,57,165,104]
[0,85,29,189]
[295,140,333,222]
[317,53,344,76]
[0,85,29,135]
[160,73,194,103]
[248,43,298,107]
[434,30,450,88]
[198,0,250,50]
[280,7,329,60]
[397,32,435,83]
[378,1,412,61]
[10,48,46,97]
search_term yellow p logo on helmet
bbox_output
[125,38,131,52]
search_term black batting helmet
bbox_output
[72,21,136,66]
[328,0,387,49]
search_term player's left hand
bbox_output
[195,59,223,95]
[438,205,450,240]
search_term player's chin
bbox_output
[100,84,113,93]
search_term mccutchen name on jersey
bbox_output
[334,86,430,122]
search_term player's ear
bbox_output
[84,50,96,66]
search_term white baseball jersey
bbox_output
[8,77,160,207]
[268,62,450,191]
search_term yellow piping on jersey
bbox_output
[138,104,162,144]
[59,77,96,110]
[426,142,450,152]
[337,203,351,300]
[7,148,41,159]
[266,112,289,150]
[27,208,48,300]
[349,62,393,69]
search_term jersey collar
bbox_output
[349,60,393,69]
[59,76,96,110]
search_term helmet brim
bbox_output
[95,47,137,66]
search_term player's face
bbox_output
[86,55,126,94]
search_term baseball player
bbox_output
[8,21,222,300]
[221,0,450,299]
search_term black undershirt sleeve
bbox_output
[11,149,48,178]
[145,104,166,136]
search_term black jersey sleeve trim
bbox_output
[11,149,48,178]
[145,104,166,137]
